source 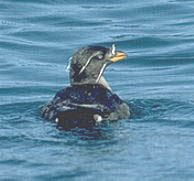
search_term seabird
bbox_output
[42,44,130,129]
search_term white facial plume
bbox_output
[111,44,116,56]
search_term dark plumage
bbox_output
[42,44,130,129]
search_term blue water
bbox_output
[1,0,194,180]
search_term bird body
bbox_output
[42,45,130,129]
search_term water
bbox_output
[1,0,194,180]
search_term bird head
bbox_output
[69,44,127,89]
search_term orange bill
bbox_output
[109,51,127,62]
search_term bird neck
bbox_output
[98,76,112,91]
[70,76,112,92]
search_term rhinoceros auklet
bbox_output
[42,44,130,129]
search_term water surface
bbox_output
[1,0,194,180]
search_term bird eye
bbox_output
[97,54,103,60]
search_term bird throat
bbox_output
[98,76,112,91]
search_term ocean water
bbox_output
[1,0,194,180]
